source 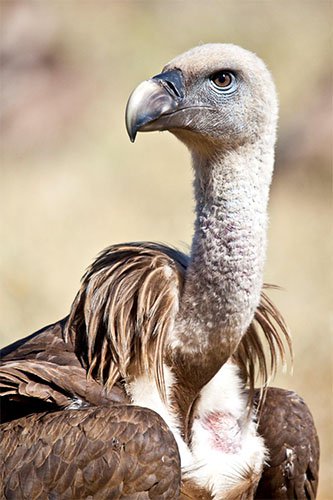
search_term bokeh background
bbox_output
[0,0,331,496]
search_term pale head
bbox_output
[126,43,278,152]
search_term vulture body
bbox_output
[0,44,319,499]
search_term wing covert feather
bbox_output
[255,387,319,499]
[0,405,181,499]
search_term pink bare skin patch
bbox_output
[201,411,242,454]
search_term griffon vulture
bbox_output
[0,44,319,499]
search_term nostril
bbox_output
[152,70,185,99]
[164,80,181,98]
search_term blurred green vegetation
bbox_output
[0,1,332,497]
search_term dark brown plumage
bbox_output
[1,405,181,499]
[0,244,319,498]
[255,388,320,500]
[1,244,288,421]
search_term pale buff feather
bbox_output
[65,243,185,402]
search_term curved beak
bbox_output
[125,70,185,142]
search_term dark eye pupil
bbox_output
[218,74,227,84]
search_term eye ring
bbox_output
[210,71,237,93]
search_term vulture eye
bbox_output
[210,71,236,92]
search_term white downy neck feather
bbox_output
[127,361,266,498]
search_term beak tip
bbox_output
[125,118,137,142]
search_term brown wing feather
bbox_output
[0,319,76,366]
[0,320,128,423]
[0,358,128,422]
[254,387,320,499]
[0,405,181,499]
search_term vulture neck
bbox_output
[171,137,275,407]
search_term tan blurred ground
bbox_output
[0,1,332,497]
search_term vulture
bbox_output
[0,44,319,499]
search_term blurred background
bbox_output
[0,0,331,496]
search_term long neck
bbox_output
[170,138,275,399]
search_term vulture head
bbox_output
[126,43,278,152]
